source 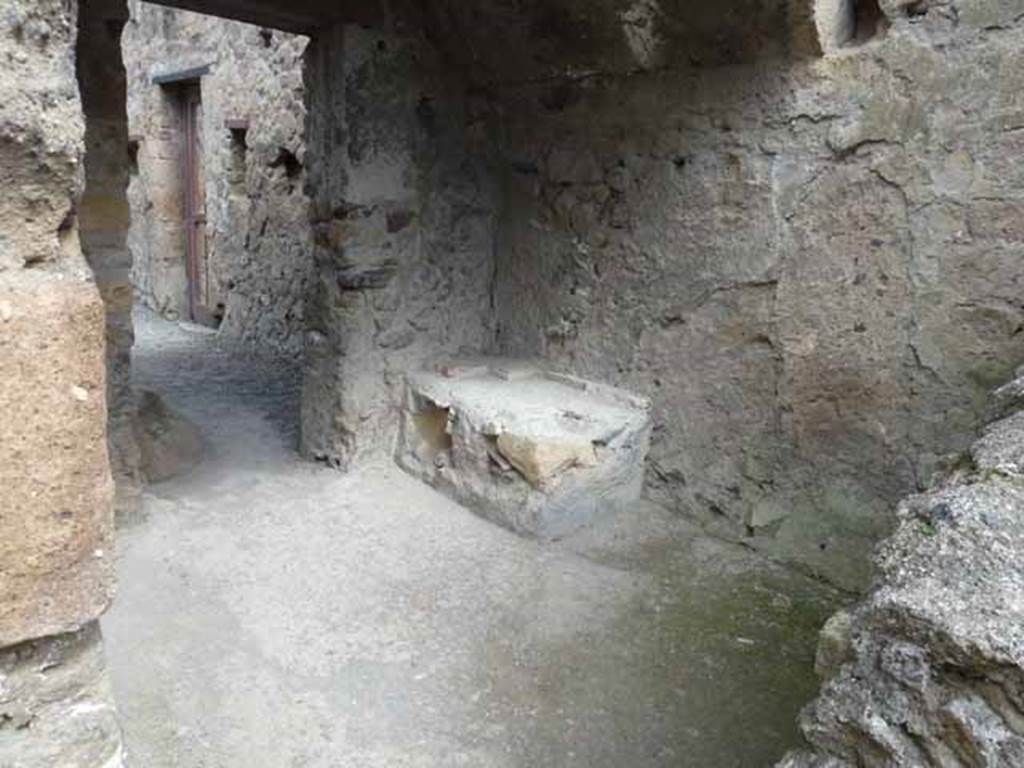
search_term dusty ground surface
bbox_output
[103,315,847,767]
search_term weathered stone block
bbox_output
[779,368,1024,767]
[0,274,115,647]
[0,622,124,768]
[398,360,651,538]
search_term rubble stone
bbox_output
[133,389,204,483]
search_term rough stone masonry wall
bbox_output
[779,368,1024,767]
[124,2,311,357]
[301,16,499,467]
[0,0,124,763]
[412,0,1024,589]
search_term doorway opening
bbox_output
[144,70,217,328]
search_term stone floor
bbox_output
[102,316,847,767]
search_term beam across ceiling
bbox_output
[141,0,382,35]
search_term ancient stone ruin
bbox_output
[2,0,1024,765]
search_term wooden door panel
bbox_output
[181,84,213,325]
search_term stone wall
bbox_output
[0,0,124,763]
[780,367,1024,766]
[301,18,499,466]
[123,2,311,357]
[400,0,1024,589]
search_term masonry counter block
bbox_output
[398,360,652,539]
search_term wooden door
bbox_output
[181,84,212,325]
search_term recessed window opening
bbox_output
[816,0,889,52]
[847,0,888,45]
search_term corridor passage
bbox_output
[102,316,843,768]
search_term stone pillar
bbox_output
[0,1,124,764]
[301,20,497,469]
[301,23,356,466]
[77,0,141,519]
